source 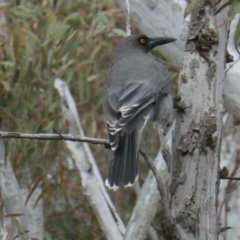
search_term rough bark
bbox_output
[170,2,229,239]
[116,1,240,239]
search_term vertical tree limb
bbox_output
[125,0,131,35]
[171,2,230,239]
[54,78,125,240]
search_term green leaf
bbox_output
[25,175,43,205]
[87,74,98,82]
[0,80,10,91]
[233,1,240,13]
[11,217,26,234]
[4,213,24,217]
[110,28,126,37]
[52,23,71,42]
[215,0,235,15]
[184,0,201,18]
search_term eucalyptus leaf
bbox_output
[0,80,10,91]
[184,0,201,18]
[110,28,126,37]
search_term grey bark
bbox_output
[170,3,229,239]
[54,78,125,240]
[116,1,237,239]
[0,140,44,240]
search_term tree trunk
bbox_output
[170,2,229,239]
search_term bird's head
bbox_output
[112,34,176,62]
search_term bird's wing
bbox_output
[117,81,157,125]
[103,56,171,150]
[104,81,163,150]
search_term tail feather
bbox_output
[123,132,139,186]
[106,129,141,190]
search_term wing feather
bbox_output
[103,55,171,150]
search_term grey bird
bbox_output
[103,34,176,190]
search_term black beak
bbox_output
[148,37,176,49]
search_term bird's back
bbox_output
[105,53,171,94]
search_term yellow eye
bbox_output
[140,38,146,44]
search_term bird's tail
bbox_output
[105,129,141,190]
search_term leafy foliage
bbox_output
[0,0,125,239]
[0,1,178,239]
[215,0,240,53]
[215,0,240,16]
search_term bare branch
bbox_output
[0,125,173,239]
[0,131,109,146]
[125,0,131,35]
[220,165,240,180]
[54,78,125,240]
[0,140,44,240]
[140,148,170,216]
[170,2,229,239]
[140,146,179,239]
[221,176,240,180]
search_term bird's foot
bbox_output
[173,95,190,111]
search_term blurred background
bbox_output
[0,1,179,239]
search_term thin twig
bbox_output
[0,131,110,146]
[218,151,240,220]
[139,148,166,200]
[219,226,232,234]
[226,55,240,73]
[139,148,176,238]
[221,176,240,180]
[0,130,170,207]
[125,0,131,35]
